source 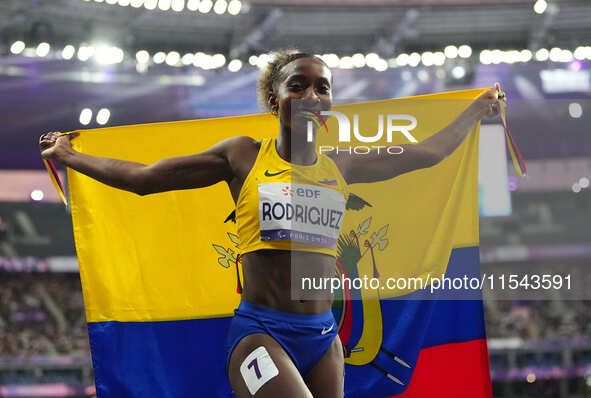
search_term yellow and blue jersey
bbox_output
[236,136,349,257]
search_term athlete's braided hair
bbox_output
[257,49,328,114]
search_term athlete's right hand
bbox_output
[39,131,79,162]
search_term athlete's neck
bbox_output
[276,125,318,166]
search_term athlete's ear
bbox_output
[267,92,278,115]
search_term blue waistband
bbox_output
[237,301,335,325]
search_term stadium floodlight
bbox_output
[199,0,212,12]
[519,49,533,62]
[338,56,353,69]
[228,59,242,72]
[62,45,76,59]
[159,0,172,10]
[433,51,445,66]
[136,50,150,64]
[559,49,573,63]
[153,51,166,64]
[204,53,217,69]
[490,49,502,64]
[248,55,258,66]
[187,0,199,10]
[533,0,547,14]
[171,0,184,11]
[321,53,339,68]
[144,0,157,9]
[193,52,207,68]
[181,53,194,65]
[227,0,241,15]
[213,0,227,14]
[10,41,25,55]
[212,53,226,68]
[351,53,365,68]
[94,0,104,2]
[106,0,117,4]
[421,51,434,66]
[503,50,520,64]
[444,45,458,59]
[479,50,492,65]
[364,53,379,68]
[574,47,586,61]
[80,108,93,125]
[95,45,124,64]
[97,108,111,125]
[118,0,131,6]
[256,53,270,69]
[579,177,589,189]
[374,58,388,71]
[165,51,181,66]
[202,54,214,69]
[458,45,472,58]
[77,46,95,61]
[30,190,44,201]
[35,42,51,57]
[408,52,421,67]
[549,47,562,62]
[130,0,144,7]
[535,48,549,61]
[395,53,409,66]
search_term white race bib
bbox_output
[240,346,279,395]
[258,183,345,249]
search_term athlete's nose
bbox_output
[301,87,321,109]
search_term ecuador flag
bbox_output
[60,89,493,397]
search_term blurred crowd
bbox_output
[1,273,591,358]
[0,274,89,357]
[485,298,591,342]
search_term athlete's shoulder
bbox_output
[220,135,258,147]
[213,136,260,158]
[221,136,263,175]
[223,135,261,151]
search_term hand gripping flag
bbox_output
[49,88,523,397]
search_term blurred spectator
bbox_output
[485,298,591,341]
[1,273,590,360]
[0,274,90,357]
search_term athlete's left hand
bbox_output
[476,82,504,118]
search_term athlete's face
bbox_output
[270,57,333,132]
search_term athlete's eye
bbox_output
[289,84,303,91]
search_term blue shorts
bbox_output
[225,301,338,376]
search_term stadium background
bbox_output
[0,0,590,397]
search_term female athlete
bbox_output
[39,49,502,398]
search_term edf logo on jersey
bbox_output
[282,186,320,198]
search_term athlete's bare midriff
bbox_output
[241,250,335,314]
[226,137,336,315]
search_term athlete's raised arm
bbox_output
[39,132,247,196]
[330,83,504,184]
